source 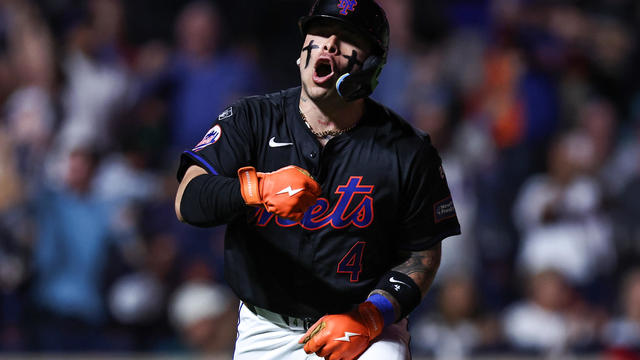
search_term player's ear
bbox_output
[296,58,301,66]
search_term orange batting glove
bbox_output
[237,165,322,221]
[299,302,384,360]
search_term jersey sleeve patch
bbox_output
[193,124,222,152]
[217,107,233,121]
[433,195,456,223]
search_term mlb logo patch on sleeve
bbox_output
[218,107,233,121]
[433,196,456,223]
[193,124,222,151]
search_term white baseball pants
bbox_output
[233,302,411,360]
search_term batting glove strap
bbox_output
[374,271,422,320]
[237,166,262,205]
[299,302,384,360]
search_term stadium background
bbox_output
[0,0,639,358]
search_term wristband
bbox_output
[366,293,395,327]
[374,271,421,319]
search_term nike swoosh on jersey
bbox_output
[269,137,294,147]
[334,332,361,342]
[389,277,410,288]
[276,186,304,196]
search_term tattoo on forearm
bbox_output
[368,244,442,322]
[392,243,441,297]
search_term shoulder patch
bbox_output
[193,124,222,152]
[433,196,456,223]
[218,107,233,121]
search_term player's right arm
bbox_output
[175,164,209,222]
[174,162,246,227]
[175,163,321,225]
[175,102,321,227]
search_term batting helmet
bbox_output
[299,0,390,101]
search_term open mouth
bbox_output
[313,57,335,85]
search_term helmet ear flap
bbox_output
[336,55,384,101]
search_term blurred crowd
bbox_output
[0,0,639,358]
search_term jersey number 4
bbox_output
[337,241,366,282]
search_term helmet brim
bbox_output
[298,15,384,56]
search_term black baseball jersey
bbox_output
[177,87,461,319]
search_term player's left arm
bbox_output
[369,242,442,321]
[301,140,457,360]
[299,243,442,360]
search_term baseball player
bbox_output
[174,0,461,359]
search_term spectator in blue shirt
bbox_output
[139,1,262,151]
[31,146,120,351]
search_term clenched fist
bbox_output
[300,302,384,360]
[238,165,321,221]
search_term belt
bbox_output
[244,303,318,331]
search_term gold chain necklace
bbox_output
[299,109,356,139]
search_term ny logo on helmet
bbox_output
[337,0,358,15]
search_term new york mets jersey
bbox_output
[177,87,461,319]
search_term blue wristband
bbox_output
[366,293,395,327]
